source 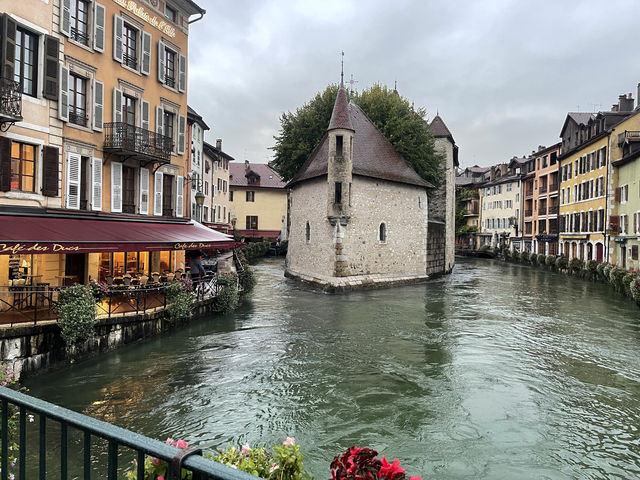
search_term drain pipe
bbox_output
[188,10,206,24]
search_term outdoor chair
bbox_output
[139,275,149,286]
[151,272,160,284]
[105,275,114,287]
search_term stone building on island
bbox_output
[285,83,454,291]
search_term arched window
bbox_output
[305,221,310,243]
[378,222,387,243]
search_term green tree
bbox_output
[271,84,444,188]
[455,187,475,234]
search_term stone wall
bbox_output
[0,297,219,381]
[427,223,446,276]
[433,137,456,274]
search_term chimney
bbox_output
[245,159,249,170]
[612,104,619,112]
[618,94,634,112]
[500,164,508,175]
[216,138,222,150]
[538,145,546,152]
[637,83,640,109]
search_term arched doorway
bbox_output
[572,242,577,259]
[586,243,593,261]
[596,243,603,262]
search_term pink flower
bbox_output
[269,464,279,474]
[152,457,161,465]
[165,437,174,445]
[241,443,251,454]
[283,437,295,446]
[379,457,405,480]
[173,439,189,449]
[158,477,164,480]
[409,477,421,480]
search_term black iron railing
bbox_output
[0,386,257,480]
[104,122,173,163]
[122,53,137,70]
[69,109,88,127]
[0,77,22,121]
[70,27,90,46]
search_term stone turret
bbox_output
[327,85,354,224]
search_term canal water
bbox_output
[25,257,640,479]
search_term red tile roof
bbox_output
[328,86,354,131]
[289,100,432,188]
[229,163,286,189]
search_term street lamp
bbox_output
[195,190,205,223]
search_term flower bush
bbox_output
[609,267,628,293]
[211,437,308,480]
[56,284,97,346]
[88,280,109,301]
[330,446,420,480]
[631,278,640,303]
[215,273,239,314]
[0,365,33,479]
[568,258,584,274]
[166,280,194,323]
[622,272,638,297]
[586,260,599,274]
[125,437,192,480]
[602,263,614,281]
[596,261,607,280]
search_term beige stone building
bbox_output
[285,84,434,291]
[202,139,232,231]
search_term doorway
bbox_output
[64,254,86,286]
[596,243,603,262]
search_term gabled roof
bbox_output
[203,141,234,162]
[559,112,595,137]
[289,101,432,188]
[187,105,210,130]
[229,163,286,189]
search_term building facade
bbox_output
[203,139,232,231]
[187,105,209,221]
[229,161,286,241]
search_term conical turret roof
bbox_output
[327,86,354,131]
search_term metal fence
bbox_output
[0,386,258,480]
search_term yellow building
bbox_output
[0,0,237,317]
[229,161,287,241]
[203,139,233,231]
[608,107,640,268]
[557,102,632,262]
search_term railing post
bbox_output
[39,415,46,479]
[1,399,7,480]
[84,431,91,480]
[60,423,68,480]
[19,407,25,480]
[107,440,117,480]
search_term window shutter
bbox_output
[113,14,123,63]
[615,187,621,203]
[139,167,149,214]
[111,162,122,212]
[141,99,150,130]
[42,146,59,197]
[93,80,104,131]
[91,157,102,211]
[154,171,163,216]
[155,105,164,135]
[58,64,69,121]
[66,153,81,209]
[178,53,186,92]
[43,35,59,100]
[609,215,620,232]
[176,175,183,217]
[0,136,11,192]
[177,114,186,154]
[0,14,17,81]
[141,31,151,75]
[60,0,71,37]
[94,3,105,52]
[112,87,123,123]
[158,41,165,83]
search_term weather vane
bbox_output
[348,74,358,96]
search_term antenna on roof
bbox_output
[340,51,344,88]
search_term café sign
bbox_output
[113,0,176,38]
[0,243,111,255]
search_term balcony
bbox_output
[524,209,533,217]
[464,206,479,216]
[0,77,23,128]
[539,206,547,215]
[525,189,533,198]
[549,183,559,192]
[617,130,640,146]
[539,185,547,194]
[104,122,173,164]
[548,205,559,215]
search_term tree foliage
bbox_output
[271,84,444,187]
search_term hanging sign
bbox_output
[113,0,177,38]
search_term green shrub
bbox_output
[56,284,97,346]
[569,258,584,274]
[529,253,538,266]
[504,249,512,260]
[631,279,640,302]
[603,263,615,281]
[537,254,547,267]
[556,256,568,270]
[166,280,194,322]
[545,255,555,268]
[596,262,607,281]
[586,260,599,273]
[239,265,257,293]
[622,272,638,297]
[520,251,529,263]
[215,273,239,313]
[609,267,628,292]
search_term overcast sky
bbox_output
[187,0,640,169]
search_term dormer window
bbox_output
[247,171,260,185]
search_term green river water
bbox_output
[25,257,640,479]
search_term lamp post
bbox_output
[231,216,237,238]
[195,191,205,223]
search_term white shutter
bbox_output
[139,168,149,214]
[60,0,71,36]
[141,99,150,131]
[177,114,186,154]
[111,162,123,213]
[66,153,81,209]
[176,175,183,218]
[178,53,186,93]
[92,80,104,131]
[91,157,102,211]
[58,65,69,121]
[155,105,164,135]
[113,88,123,123]
[141,31,152,76]
[158,41,166,83]
[154,171,163,216]
[113,14,123,63]
[94,3,105,52]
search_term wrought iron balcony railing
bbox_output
[70,27,90,46]
[548,205,559,215]
[0,77,23,127]
[524,209,533,217]
[539,185,547,193]
[69,109,88,127]
[104,122,173,164]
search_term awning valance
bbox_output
[0,215,238,255]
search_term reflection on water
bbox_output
[25,257,640,479]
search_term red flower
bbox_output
[378,457,405,480]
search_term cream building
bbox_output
[203,139,232,231]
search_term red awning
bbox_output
[235,229,280,239]
[0,215,238,255]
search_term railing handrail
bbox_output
[0,386,258,480]
[103,121,173,162]
[0,76,23,119]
